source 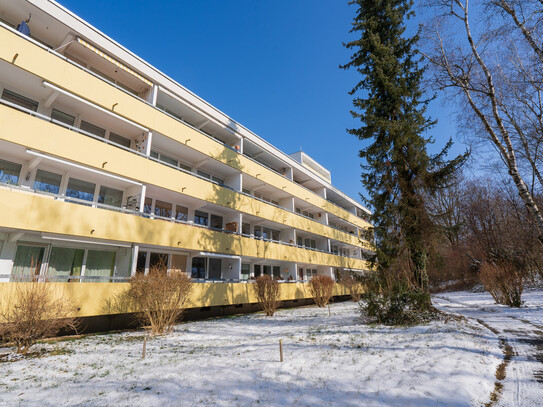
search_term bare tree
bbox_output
[422,0,543,241]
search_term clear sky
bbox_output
[56,0,465,207]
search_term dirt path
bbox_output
[434,295,543,407]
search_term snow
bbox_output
[434,289,543,407]
[0,300,502,406]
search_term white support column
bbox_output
[130,245,139,276]
[139,185,147,213]
[144,131,153,156]
[149,84,159,106]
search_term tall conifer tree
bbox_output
[341,0,466,295]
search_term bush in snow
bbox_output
[338,271,363,302]
[127,264,192,334]
[479,262,524,307]
[309,275,335,307]
[0,278,79,354]
[254,275,281,316]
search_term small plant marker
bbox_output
[279,339,284,362]
[142,335,147,359]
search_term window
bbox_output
[178,161,191,172]
[242,188,251,195]
[65,178,96,202]
[254,226,262,239]
[98,186,123,207]
[211,175,224,185]
[154,200,172,218]
[171,254,187,274]
[0,159,22,185]
[210,214,223,230]
[191,257,206,279]
[109,132,131,148]
[263,265,272,276]
[197,170,211,180]
[47,247,84,280]
[208,258,221,280]
[273,266,281,279]
[1,89,38,111]
[254,264,261,278]
[80,121,106,138]
[136,251,147,273]
[241,263,250,280]
[51,108,75,126]
[85,250,116,279]
[34,169,62,194]
[242,222,251,235]
[175,205,188,222]
[304,238,317,249]
[150,151,159,159]
[194,210,208,226]
[149,252,168,271]
[11,245,45,280]
[297,236,303,246]
[159,154,177,167]
[143,197,153,214]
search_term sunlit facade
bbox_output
[0,0,371,316]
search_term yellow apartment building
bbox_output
[0,0,372,320]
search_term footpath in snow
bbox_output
[0,300,502,406]
[434,289,543,407]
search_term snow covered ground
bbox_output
[434,289,543,407]
[0,300,503,407]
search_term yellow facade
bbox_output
[0,2,372,322]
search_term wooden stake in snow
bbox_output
[328,303,331,316]
[142,335,147,359]
[279,339,284,362]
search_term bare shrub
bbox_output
[127,264,192,335]
[0,280,79,354]
[338,271,362,302]
[479,262,525,307]
[254,275,280,316]
[309,275,335,307]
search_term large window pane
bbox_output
[210,214,223,230]
[154,200,172,218]
[11,245,45,280]
[273,266,281,279]
[1,89,38,111]
[47,247,84,281]
[208,258,221,280]
[109,133,131,148]
[0,159,22,185]
[34,169,62,194]
[149,252,168,272]
[80,120,106,138]
[98,185,123,207]
[85,250,115,280]
[191,257,206,279]
[241,263,250,280]
[66,178,95,202]
[51,108,75,126]
[143,197,153,214]
[159,154,177,167]
[194,210,208,226]
[136,251,147,274]
[171,254,187,274]
[175,205,188,222]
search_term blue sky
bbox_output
[57,0,466,206]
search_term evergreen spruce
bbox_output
[341,0,467,300]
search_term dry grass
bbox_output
[309,275,335,307]
[0,279,79,355]
[127,265,192,335]
[253,275,281,316]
